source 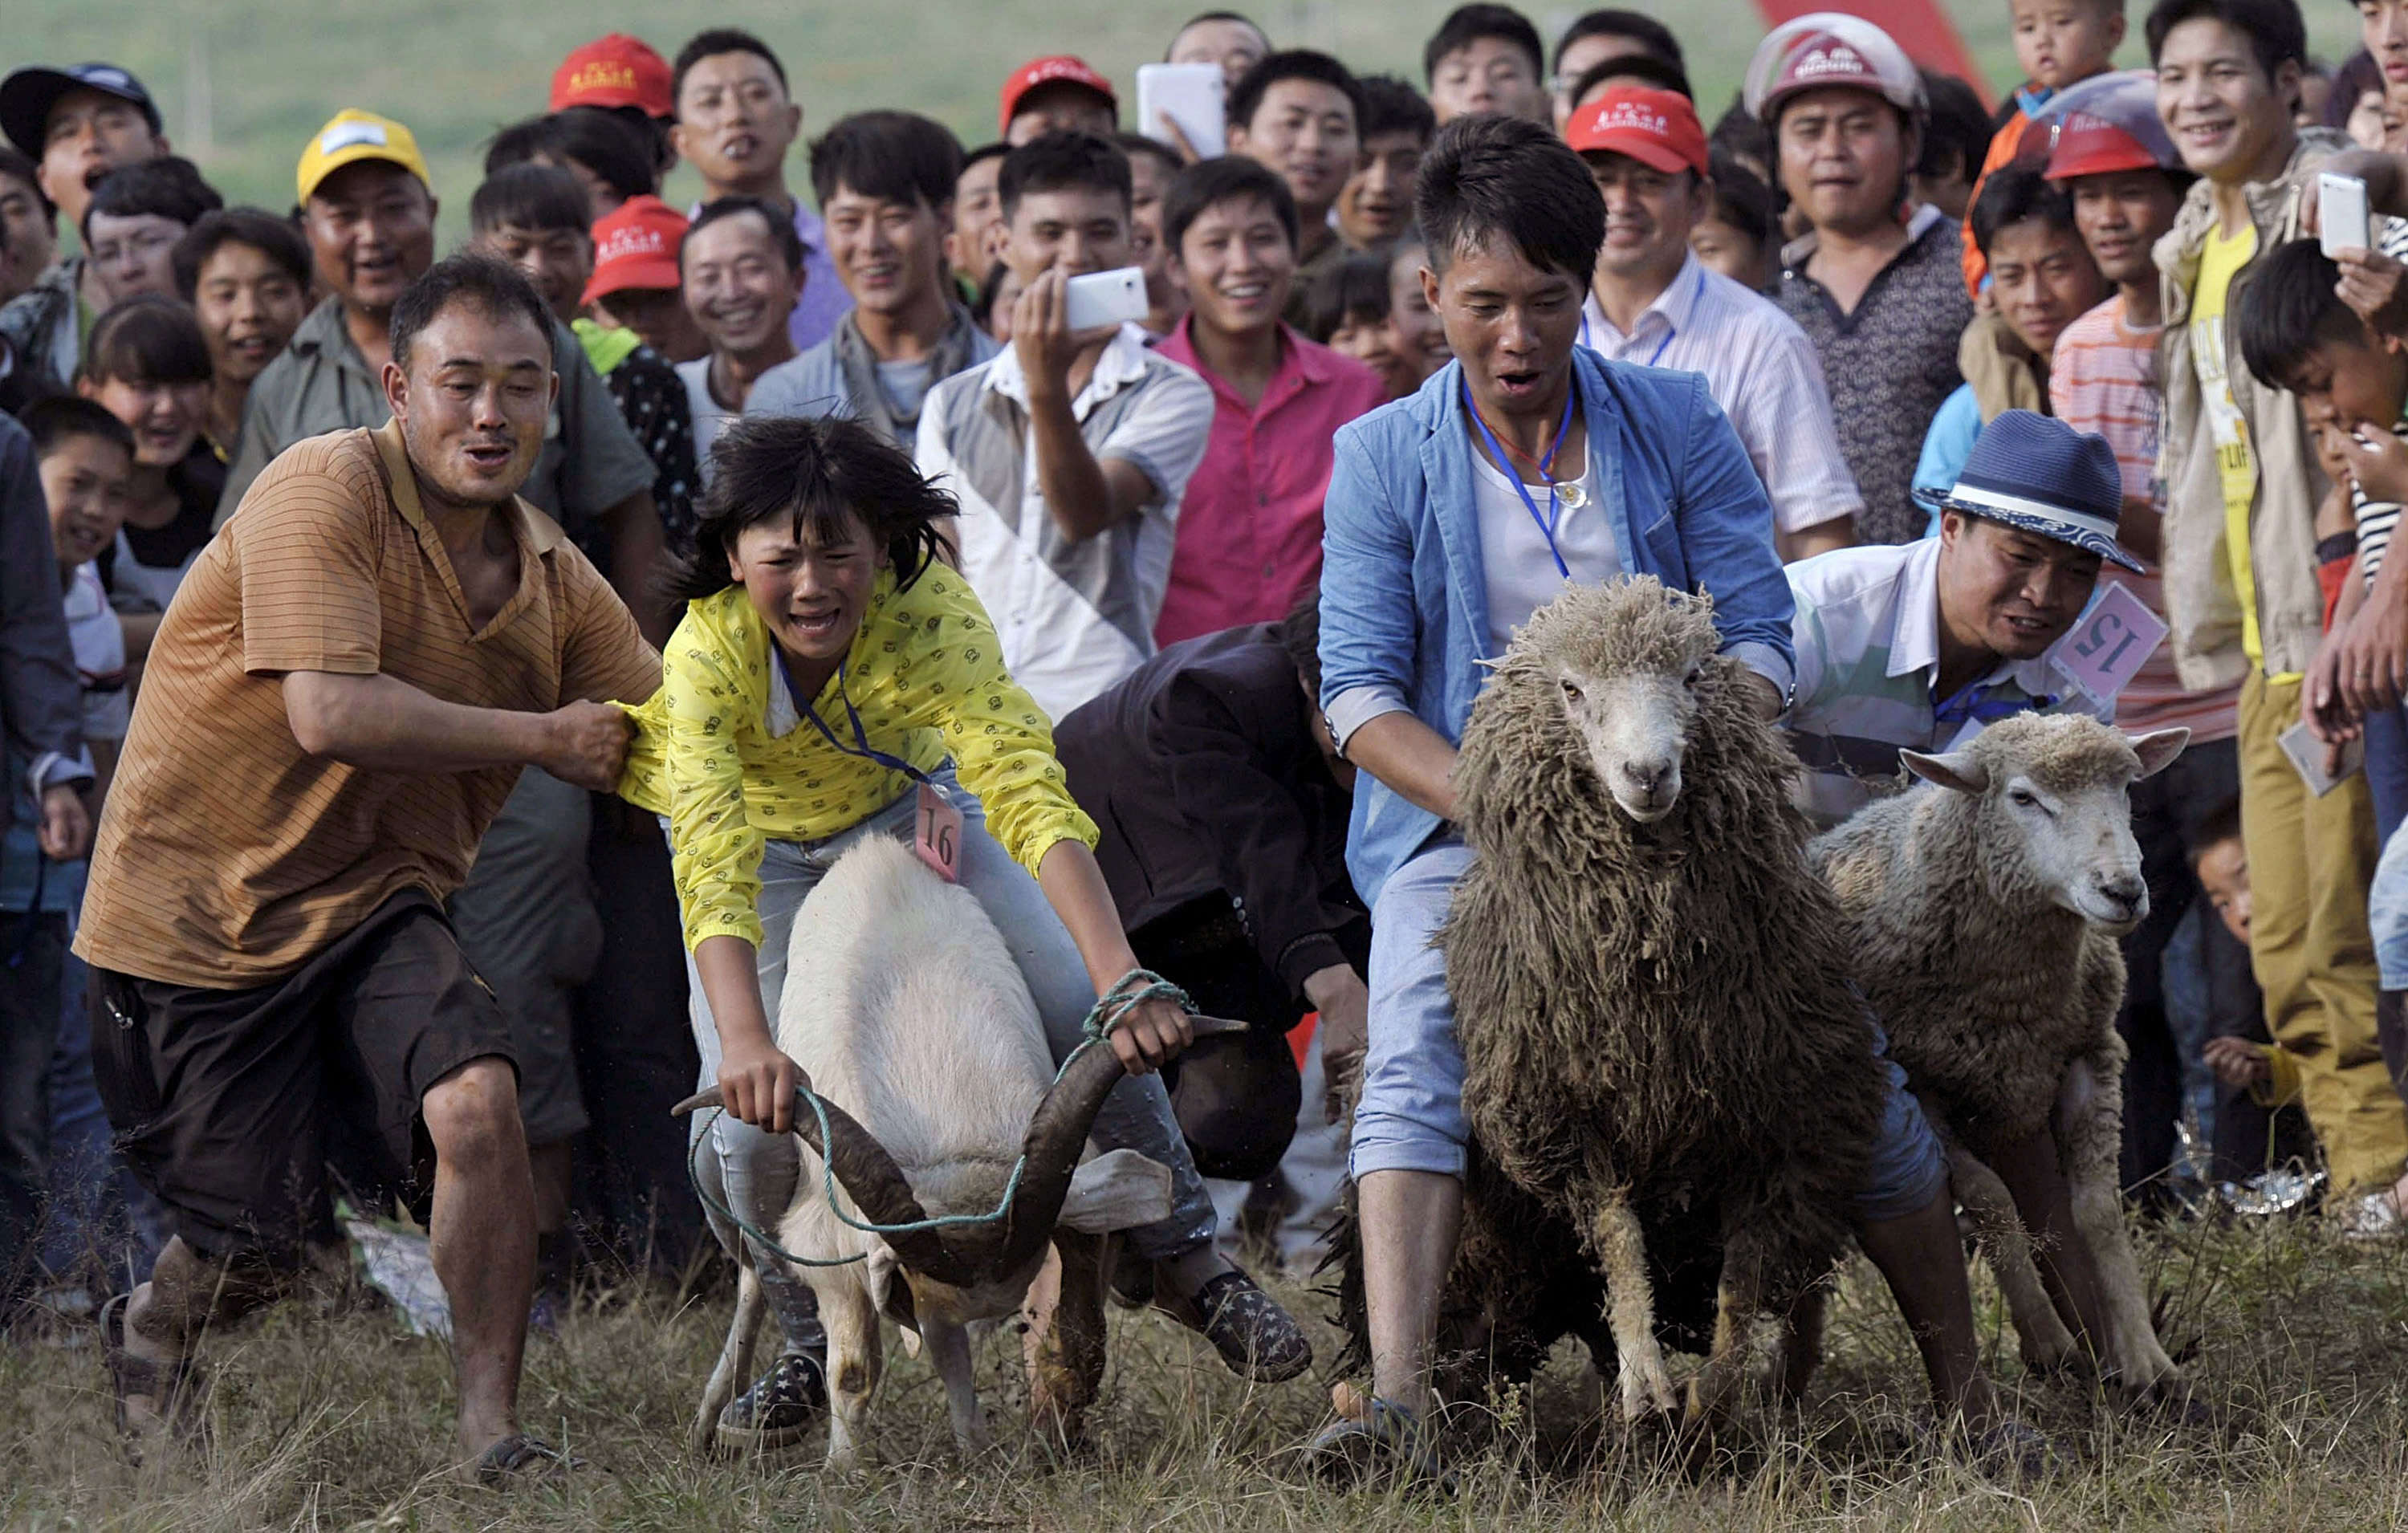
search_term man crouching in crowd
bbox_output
[75,254,661,1483]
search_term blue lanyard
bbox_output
[1579,266,1701,368]
[1462,373,1578,578]
[1932,679,2056,730]
[777,648,930,784]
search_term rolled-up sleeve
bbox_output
[1318,427,1420,751]
[1674,374,1795,700]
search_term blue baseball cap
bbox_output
[1914,409,2146,571]
[0,63,161,161]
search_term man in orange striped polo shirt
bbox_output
[75,254,660,1484]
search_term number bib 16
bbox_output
[916,781,963,883]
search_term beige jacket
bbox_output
[2154,127,2345,687]
[1959,311,2048,421]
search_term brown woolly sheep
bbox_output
[1808,714,2190,1399]
[1342,576,1891,1432]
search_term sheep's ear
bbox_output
[1056,1149,1173,1234]
[2128,727,2190,780]
[867,1239,921,1350]
[1901,748,1989,794]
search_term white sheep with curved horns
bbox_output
[685,836,1174,1467]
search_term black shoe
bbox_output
[714,1350,827,1452]
[1159,1267,1313,1383]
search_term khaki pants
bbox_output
[2238,672,2408,1192]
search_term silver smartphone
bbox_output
[1137,61,1226,156]
[1064,266,1149,331]
[2321,172,2371,258]
[2279,719,2364,796]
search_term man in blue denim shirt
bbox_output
[1309,116,2025,1479]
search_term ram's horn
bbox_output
[671,1085,979,1285]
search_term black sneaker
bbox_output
[714,1350,828,1453]
[1158,1267,1313,1382]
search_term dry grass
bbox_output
[5,1211,2406,1532]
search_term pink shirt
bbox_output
[1149,319,1386,645]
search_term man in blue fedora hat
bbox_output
[1784,409,2137,825]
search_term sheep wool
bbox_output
[1414,577,1888,1409]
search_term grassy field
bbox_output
[4,1212,2405,1531]
[15,1,2370,248]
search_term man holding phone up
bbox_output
[917,132,1214,722]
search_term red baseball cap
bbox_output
[584,194,688,305]
[1566,88,1709,177]
[2036,72,2180,181]
[999,55,1117,132]
[551,34,673,119]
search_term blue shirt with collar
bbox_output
[1316,348,1796,906]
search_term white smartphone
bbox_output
[1064,266,1149,331]
[1137,61,1226,157]
[2321,172,2371,258]
[2279,719,2364,796]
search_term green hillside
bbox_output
[18,0,2368,244]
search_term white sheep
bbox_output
[1809,713,2190,1398]
[682,836,1173,1466]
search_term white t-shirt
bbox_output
[1472,448,1617,657]
[64,563,129,743]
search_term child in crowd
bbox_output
[473,163,698,552]
[72,297,222,669]
[1914,69,1994,222]
[584,195,706,364]
[1963,0,2126,294]
[1915,166,2108,502]
[1690,153,1777,291]
[2324,49,2390,148]
[1381,233,1451,384]
[1301,251,1417,400]
[10,396,160,1302]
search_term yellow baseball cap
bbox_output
[296,108,431,204]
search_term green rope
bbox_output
[685,968,1194,1270]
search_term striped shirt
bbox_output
[2048,295,2239,743]
[1784,537,2113,824]
[75,423,662,987]
[916,323,1214,723]
[1581,253,1861,537]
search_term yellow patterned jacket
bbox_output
[618,566,1098,951]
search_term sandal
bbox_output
[473,1433,581,1488]
[1302,1397,1454,1492]
[100,1292,204,1455]
[1157,1266,1313,1383]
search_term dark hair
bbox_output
[470,163,592,238]
[1167,10,1269,59]
[1357,75,1438,144]
[683,195,805,275]
[809,110,964,213]
[2235,238,2370,388]
[961,140,1012,180]
[21,393,135,461]
[81,156,222,242]
[1300,250,1393,343]
[1553,9,1686,72]
[1277,587,1323,693]
[673,27,789,106]
[79,296,211,388]
[1702,153,1775,249]
[1568,53,1694,103]
[1416,113,1603,279]
[1918,70,1995,188]
[1228,50,1365,136]
[1115,130,1186,181]
[484,108,660,206]
[2142,0,2308,78]
[0,145,53,222]
[2190,796,2243,860]
[170,207,311,301]
[1709,93,1775,173]
[997,132,1133,222]
[1162,155,1300,256]
[2324,48,2384,129]
[1424,3,1547,84]
[970,258,1015,330]
[672,414,954,604]
[1969,164,2078,256]
[388,252,556,373]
